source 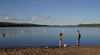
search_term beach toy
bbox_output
[64,44,67,47]
[3,33,5,37]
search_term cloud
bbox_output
[13,12,17,14]
[9,15,14,17]
[32,1,37,3]
[2,11,5,13]
[79,10,82,12]
[5,17,16,20]
[44,15,50,18]
[83,18,87,20]
[72,21,79,23]
[36,14,40,16]
[98,16,99,18]
[93,12,97,14]
[61,18,64,19]
[25,18,32,21]
[38,2,42,3]
[47,0,50,2]
[26,17,31,19]
[74,10,77,12]
[76,21,79,23]
[17,18,24,20]
[72,21,75,22]
[0,17,34,23]
[0,13,9,16]
[69,7,72,9]
[1,17,16,20]
[76,18,80,20]
[14,21,18,22]
[14,8,17,10]
[32,1,43,3]
[32,0,50,4]
[50,20,55,22]
[64,8,66,9]
[32,18,36,20]
[24,13,30,15]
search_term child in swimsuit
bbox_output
[77,30,81,46]
[59,33,62,46]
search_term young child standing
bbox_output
[59,33,62,46]
[77,30,81,46]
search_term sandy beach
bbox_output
[0,45,100,55]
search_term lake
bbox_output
[0,26,100,47]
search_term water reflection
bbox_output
[33,33,36,36]
[21,30,23,34]
[63,29,65,32]
[44,30,45,32]
[32,29,36,36]
[44,30,49,37]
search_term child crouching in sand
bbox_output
[59,33,62,46]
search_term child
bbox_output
[77,30,81,46]
[59,33,62,46]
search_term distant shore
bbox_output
[1,22,100,27]
[0,45,100,55]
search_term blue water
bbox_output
[0,26,100,47]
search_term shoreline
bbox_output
[0,45,100,47]
[0,45,100,55]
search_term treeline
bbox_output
[1,22,100,27]
[78,23,100,26]
[0,22,49,27]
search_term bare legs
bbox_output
[77,41,80,46]
[59,40,61,46]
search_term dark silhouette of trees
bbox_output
[0,22,49,27]
[78,23,100,26]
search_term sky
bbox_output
[0,0,100,25]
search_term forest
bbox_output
[77,23,100,26]
[1,22,100,27]
[0,22,49,27]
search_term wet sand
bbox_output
[0,45,100,55]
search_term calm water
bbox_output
[0,26,100,47]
